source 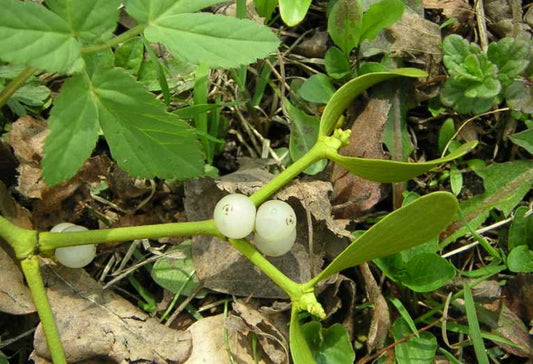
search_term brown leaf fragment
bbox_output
[184,314,270,364]
[32,156,111,229]
[423,0,474,32]
[0,245,35,315]
[331,98,391,219]
[0,140,18,186]
[294,31,329,59]
[8,116,48,199]
[492,304,533,358]
[232,300,289,363]
[0,180,33,229]
[34,263,191,363]
[360,263,390,353]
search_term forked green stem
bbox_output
[81,24,146,54]
[21,257,67,364]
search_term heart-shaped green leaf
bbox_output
[319,68,427,137]
[290,307,315,364]
[328,140,477,183]
[311,192,459,284]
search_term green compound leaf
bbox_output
[279,0,312,26]
[301,322,355,364]
[319,68,427,137]
[0,0,83,73]
[126,0,225,23]
[359,0,404,44]
[393,318,437,364]
[43,67,205,185]
[290,308,315,364]
[327,0,363,55]
[127,2,279,69]
[313,192,459,283]
[440,78,497,114]
[42,75,99,185]
[45,0,120,43]
[300,74,336,104]
[92,68,205,179]
[284,99,327,175]
[328,141,477,183]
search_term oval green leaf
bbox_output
[279,0,312,26]
[319,68,427,137]
[290,307,316,364]
[312,192,459,284]
[328,141,477,183]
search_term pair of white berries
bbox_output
[50,223,96,268]
[213,194,297,257]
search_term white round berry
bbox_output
[254,200,296,241]
[213,194,256,239]
[253,228,296,257]
[51,223,96,269]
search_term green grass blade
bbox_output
[142,36,171,107]
[463,283,489,364]
[328,141,477,182]
[309,192,459,285]
[390,297,419,337]
[319,69,427,137]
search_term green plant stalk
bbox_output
[21,256,67,364]
[249,142,327,206]
[229,238,301,299]
[0,216,37,259]
[39,220,221,252]
[457,209,501,260]
[193,63,211,162]
[81,24,146,54]
[0,67,36,109]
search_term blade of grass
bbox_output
[463,283,489,364]
[193,63,212,162]
[141,36,170,107]
[390,297,419,338]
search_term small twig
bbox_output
[165,285,204,327]
[475,0,489,52]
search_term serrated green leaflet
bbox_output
[328,141,477,183]
[45,0,120,42]
[126,0,225,23]
[0,0,83,73]
[42,75,99,185]
[319,69,427,137]
[290,308,316,364]
[43,67,204,185]
[310,192,458,284]
[279,0,312,26]
[138,12,279,69]
[92,68,205,179]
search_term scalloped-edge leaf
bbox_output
[319,69,427,136]
[328,141,477,183]
[312,192,459,283]
[290,307,316,364]
[279,0,312,26]
[126,0,225,23]
[142,13,279,69]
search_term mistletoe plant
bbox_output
[0,66,477,362]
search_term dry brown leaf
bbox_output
[423,0,474,31]
[316,274,356,339]
[360,263,390,353]
[331,98,391,219]
[0,245,35,315]
[0,140,18,186]
[389,12,442,60]
[184,314,270,364]
[34,263,191,363]
[232,300,289,363]
[8,116,48,199]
